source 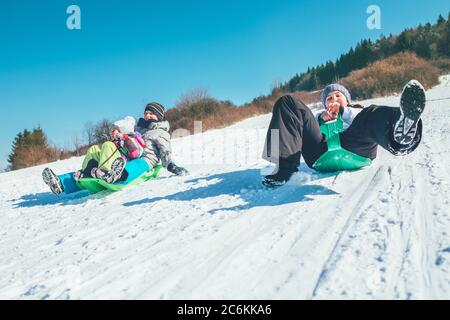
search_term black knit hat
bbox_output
[145,102,165,121]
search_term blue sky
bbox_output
[0,0,449,169]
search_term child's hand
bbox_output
[320,102,339,122]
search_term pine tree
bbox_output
[7,131,24,168]
[7,127,52,170]
[7,130,32,170]
[437,19,450,57]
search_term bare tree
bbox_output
[93,118,113,144]
[270,79,283,97]
[72,134,82,156]
[176,87,210,109]
[270,79,282,91]
[83,121,95,145]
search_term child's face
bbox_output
[325,91,348,108]
[144,111,158,121]
[110,128,120,141]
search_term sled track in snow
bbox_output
[310,165,386,298]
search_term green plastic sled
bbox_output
[313,114,372,172]
[76,164,162,193]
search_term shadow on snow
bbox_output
[124,165,338,214]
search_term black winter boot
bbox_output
[393,80,426,145]
[167,162,188,176]
[262,159,299,188]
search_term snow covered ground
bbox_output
[0,76,449,300]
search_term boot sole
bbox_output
[394,80,426,144]
[103,158,126,184]
[42,168,64,195]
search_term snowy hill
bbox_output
[1,76,449,300]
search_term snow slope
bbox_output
[1,76,449,300]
